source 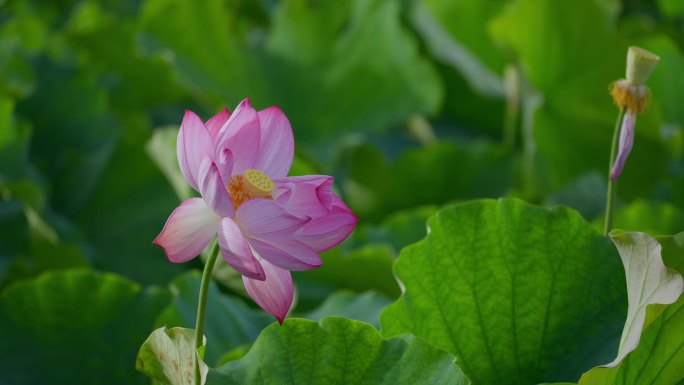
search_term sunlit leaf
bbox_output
[382,199,627,384]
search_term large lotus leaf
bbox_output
[138,0,441,144]
[155,271,272,366]
[206,317,470,385]
[0,269,171,384]
[381,199,628,385]
[579,232,684,384]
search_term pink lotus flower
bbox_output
[153,99,357,323]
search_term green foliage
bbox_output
[206,317,470,385]
[490,0,674,198]
[595,200,684,236]
[294,244,400,310]
[579,232,684,384]
[138,0,441,145]
[381,199,628,384]
[581,296,684,384]
[303,290,392,327]
[350,205,438,254]
[340,140,513,221]
[411,0,507,133]
[604,231,683,367]
[1,0,683,383]
[0,269,170,384]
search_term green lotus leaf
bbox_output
[382,199,627,384]
[206,317,469,385]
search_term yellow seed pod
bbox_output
[244,169,275,196]
[625,46,660,86]
[610,46,658,114]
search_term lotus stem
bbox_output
[194,240,220,385]
[604,110,625,236]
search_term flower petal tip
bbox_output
[154,198,220,264]
[151,238,182,264]
[182,109,199,121]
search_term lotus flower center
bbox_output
[227,168,275,209]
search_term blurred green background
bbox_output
[0,0,683,383]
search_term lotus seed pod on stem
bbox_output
[608,46,659,180]
[604,46,658,235]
